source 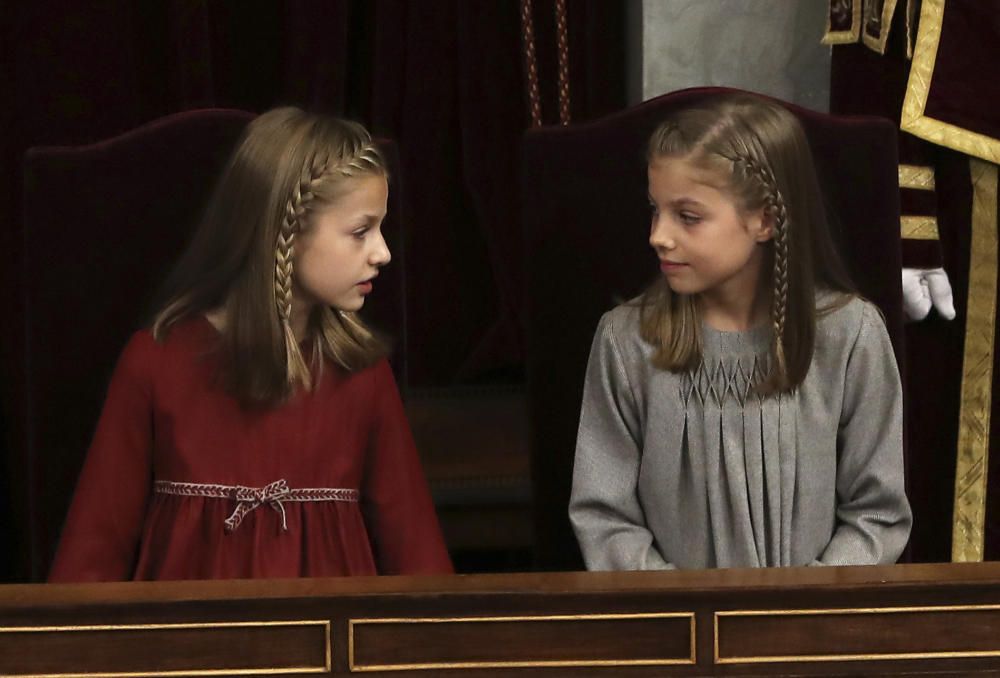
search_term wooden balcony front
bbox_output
[2,563,1000,677]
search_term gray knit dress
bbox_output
[569,295,912,570]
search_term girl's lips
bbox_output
[659,260,688,273]
[357,281,373,294]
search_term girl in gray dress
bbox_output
[570,93,911,570]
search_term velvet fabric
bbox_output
[21,110,407,579]
[47,318,450,581]
[922,4,1000,144]
[831,0,1000,562]
[524,87,904,569]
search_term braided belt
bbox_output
[154,479,360,532]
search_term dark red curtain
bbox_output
[0,1,625,581]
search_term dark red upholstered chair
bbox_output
[21,110,408,579]
[523,87,904,570]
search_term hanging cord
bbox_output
[554,0,571,125]
[520,0,543,127]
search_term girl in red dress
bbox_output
[49,108,453,581]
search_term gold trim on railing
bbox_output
[348,612,696,672]
[899,164,936,190]
[901,215,940,240]
[715,604,1000,664]
[0,620,331,678]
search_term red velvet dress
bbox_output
[48,317,452,581]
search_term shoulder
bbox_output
[816,293,878,338]
[598,298,643,343]
[150,315,217,353]
[331,356,399,397]
[101,329,159,397]
[814,293,894,362]
[590,299,653,371]
[367,357,397,388]
[117,316,216,379]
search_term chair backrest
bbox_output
[522,87,903,569]
[21,109,407,578]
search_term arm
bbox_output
[362,360,453,575]
[569,313,672,571]
[815,304,913,565]
[48,335,154,582]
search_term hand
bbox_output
[901,267,956,322]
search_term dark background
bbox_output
[0,0,626,582]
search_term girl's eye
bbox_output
[679,212,700,225]
[352,227,369,240]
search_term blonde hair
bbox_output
[152,107,390,406]
[641,93,854,395]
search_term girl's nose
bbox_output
[371,233,391,267]
[649,216,676,252]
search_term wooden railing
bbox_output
[2,562,1000,676]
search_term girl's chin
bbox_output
[332,297,366,312]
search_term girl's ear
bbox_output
[750,209,774,243]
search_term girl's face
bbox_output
[647,155,772,310]
[293,174,390,313]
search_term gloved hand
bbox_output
[901,267,956,322]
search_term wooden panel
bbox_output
[4,564,1000,676]
[349,613,694,671]
[716,606,1000,664]
[0,621,330,677]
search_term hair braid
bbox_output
[274,152,329,388]
[273,140,385,390]
[734,154,790,385]
[335,144,383,176]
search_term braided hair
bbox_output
[640,93,855,395]
[152,108,389,406]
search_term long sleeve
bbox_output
[48,334,155,582]
[569,314,672,570]
[362,360,452,575]
[815,304,912,565]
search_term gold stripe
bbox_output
[952,159,999,562]
[822,0,862,44]
[714,604,1000,664]
[901,0,1000,164]
[862,0,899,54]
[348,612,696,671]
[905,0,918,59]
[901,215,940,240]
[0,620,331,678]
[899,164,936,190]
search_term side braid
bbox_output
[734,155,790,384]
[274,152,329,388]
[334,144,383,176]
[273,142,383,390]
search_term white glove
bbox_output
[901,267,956,322]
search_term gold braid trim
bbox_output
[862,0,899,55]
[952,159,999,562]
[901,216,940,241]
[822,0,862,45]
[901,0,1000,164]
[899,164,936,191]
